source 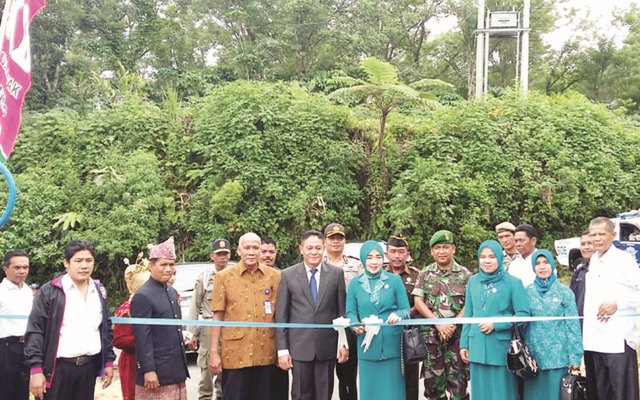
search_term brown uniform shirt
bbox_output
[384,264,421,309]
[211,261,281,369]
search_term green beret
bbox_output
[429,230,454,247]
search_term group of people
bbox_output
[0,216,638,400]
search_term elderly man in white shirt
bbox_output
[0,250,33,400]
[583,216,640,400]
[505,223,539,287]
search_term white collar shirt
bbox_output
[57,274,103,358]
[0,278,33,338]
[583,246,640,353]
[507,250,537,288]
[305,263,322,292]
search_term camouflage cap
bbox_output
[429,230,454,247]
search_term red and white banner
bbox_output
[0,0,46,162]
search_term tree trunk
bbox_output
[379,112,389,191]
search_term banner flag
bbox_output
[0,0,46,162]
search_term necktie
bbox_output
[310,268,318,305]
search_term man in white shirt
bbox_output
[583,217,640,400]
[506,224,538,287]
[0,250,32,400]
[24,240,115,400]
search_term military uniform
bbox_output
[187,269,222,400]
[412,261,471,400]
[503,251,517,272]
[324,254,362,400]
[387,263,421,400]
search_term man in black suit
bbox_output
[275,230,348,400]
[131,237,189,398]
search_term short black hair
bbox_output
[301,230,324,243]
[3,249,29,267]
[580,230,590,237]
[515,224,538,239]
[261,237,277,247]
[63,240,97,261]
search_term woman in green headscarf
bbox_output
[345,240,411,400]
[459,240,530,400]
[523,249,582,400]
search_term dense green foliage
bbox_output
[1,80,638,304]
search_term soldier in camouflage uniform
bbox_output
[187,239,231,400]
[323,223,362,400]
[412,230,471,400]
[384,234,421,400]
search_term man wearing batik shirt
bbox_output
[132,237,189,399]
[413,230,471,400]
[384,235,421,400]
[209,232,281,400]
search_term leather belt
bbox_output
[0,335,24,344]
[57,354,98,366]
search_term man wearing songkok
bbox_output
[24,240,115,400]
[384,234,421,400]
[583,217,640,400]
[187,239,231,400]
[209,232,281,400]
[413,230,471,400]
[131,237,189,399]
[507,223,539,287]
[323,222,362,400]
[0,250,33,400]
[495,222,518,271]
[276,230,348,400]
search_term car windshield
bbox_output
[173,265,208,292]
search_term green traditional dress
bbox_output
[523,250,582,400]
[460,240,530,400]
[345,241,411,400]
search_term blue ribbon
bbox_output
[2,313,639,328]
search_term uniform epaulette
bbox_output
[408,265,421,273]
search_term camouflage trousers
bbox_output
[422,332,469,400]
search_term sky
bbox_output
[430,0,639,50]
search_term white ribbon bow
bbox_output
[333,317,351,357]
[361,315,383,352]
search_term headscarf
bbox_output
[477,240,505,284]
[531,249,557,295]
[358,240,387,304]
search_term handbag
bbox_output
[401,325,428,365]
[559,371,587,400]
[506,324,538,379]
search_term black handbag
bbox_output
[506,324,538,379]
[559,371,587,400]
[401,325,428,365]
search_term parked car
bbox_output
[554,210,640,267]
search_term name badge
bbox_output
[265,301,272,314]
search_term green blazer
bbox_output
[345,272,410,361]
[460,273,530,366]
